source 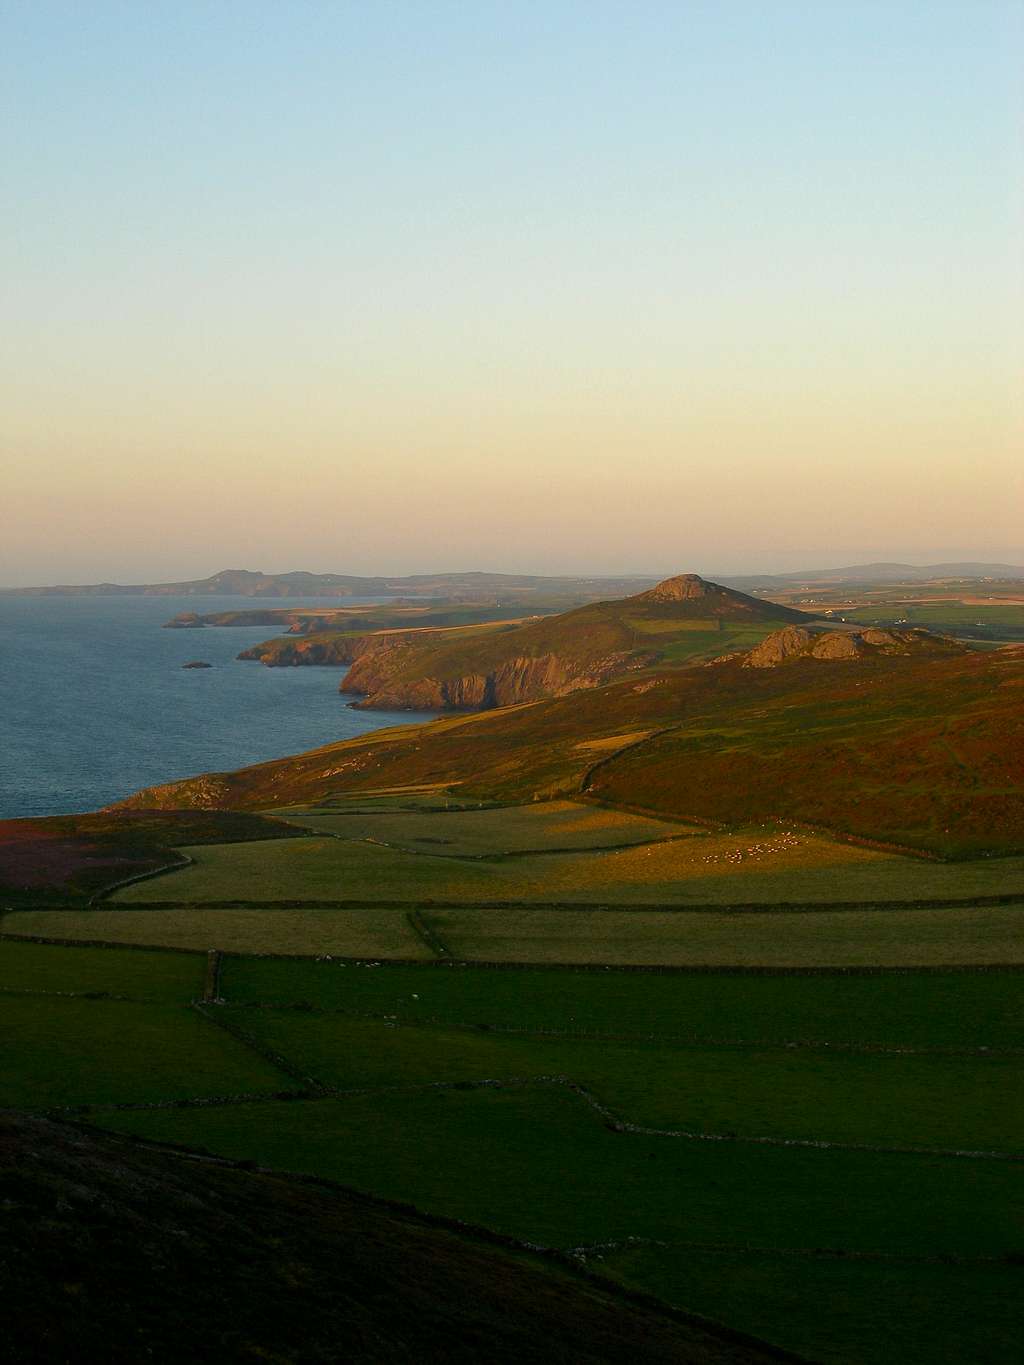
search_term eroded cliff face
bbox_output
[342,647,657,711]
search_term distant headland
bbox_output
[3,561,1023,599]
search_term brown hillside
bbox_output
[110,642,1024,858]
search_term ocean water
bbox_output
[0,595,434,818]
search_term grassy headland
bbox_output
[337,573,813,710]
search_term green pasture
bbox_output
[4,908,432,957]
[228,1009,1024,1152]
[0,938,204,1002]
[0,994,284,1109]
[221,958,1024,1049]
[105,820,1024,906]
[13,901,1024,965]
[656,622,774,663]
[426,905,1024,966]
[91,1086,1022,1257]
[3,931,1020,1365]
[603,1246,1024,1365]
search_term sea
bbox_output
[0,595,434,819]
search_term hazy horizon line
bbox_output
[4,554,1024,593]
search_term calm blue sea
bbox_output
[0,596,433,818]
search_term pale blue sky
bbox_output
[2,2,1021,583]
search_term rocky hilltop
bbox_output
[634,574,803,615]
[341,574,812,711]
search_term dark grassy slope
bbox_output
[0,1111,791,1365]
[339,574,814,710]
[113,646,1024,858]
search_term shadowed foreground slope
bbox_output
[0,1111,794,1365]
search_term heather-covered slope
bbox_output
[0,810,306,906]
[110,632,1022,858]
[0,1111,788,1365]
[339,575,812,710]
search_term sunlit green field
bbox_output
[426,904,1024,966]
[277,799,692,854]
[105,801,1024,907]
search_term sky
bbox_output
[2,1,1022,585]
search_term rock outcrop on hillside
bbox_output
[742,625,965,669]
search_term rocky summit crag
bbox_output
[636,574,776,610]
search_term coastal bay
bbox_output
[0,595,430,818]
